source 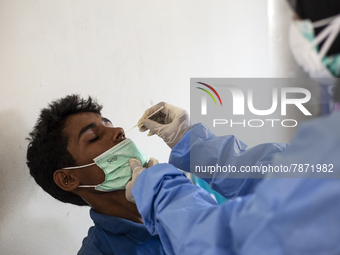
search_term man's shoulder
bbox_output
[78,210,165,255]
[77,225,108,255]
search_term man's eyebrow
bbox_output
[102,117,112,123]
[78,122,97,140]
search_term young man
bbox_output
[26,95,165,255]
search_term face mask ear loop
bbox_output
[312,15,340,60]
[62,162,96,170]
[312,14,340,28]
[78,185,97,188]
[319,18,340,59]
[311,23,334,48]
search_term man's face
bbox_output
[63,112,126,186]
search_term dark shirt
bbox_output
[78,209,165,255]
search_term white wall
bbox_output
[0,0,304,254]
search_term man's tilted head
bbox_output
[26,94,102,206]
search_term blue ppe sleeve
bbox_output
[169,123,288,198]
[132,164,228,255]
[133,112,340,255]
[133,163,340,255]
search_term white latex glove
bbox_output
[138,102,191,149]
[125,157,159,203]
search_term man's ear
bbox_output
[53,170,79,191]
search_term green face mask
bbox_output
[63,138,147,192]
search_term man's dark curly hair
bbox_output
[26,94,103,206]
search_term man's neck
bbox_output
[80,189,143,224]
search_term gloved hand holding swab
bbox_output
[124,106,164,134]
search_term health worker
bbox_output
[125,1,340,254]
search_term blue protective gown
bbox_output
[132,111,340,255]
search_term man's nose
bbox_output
[109,127,125,143]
